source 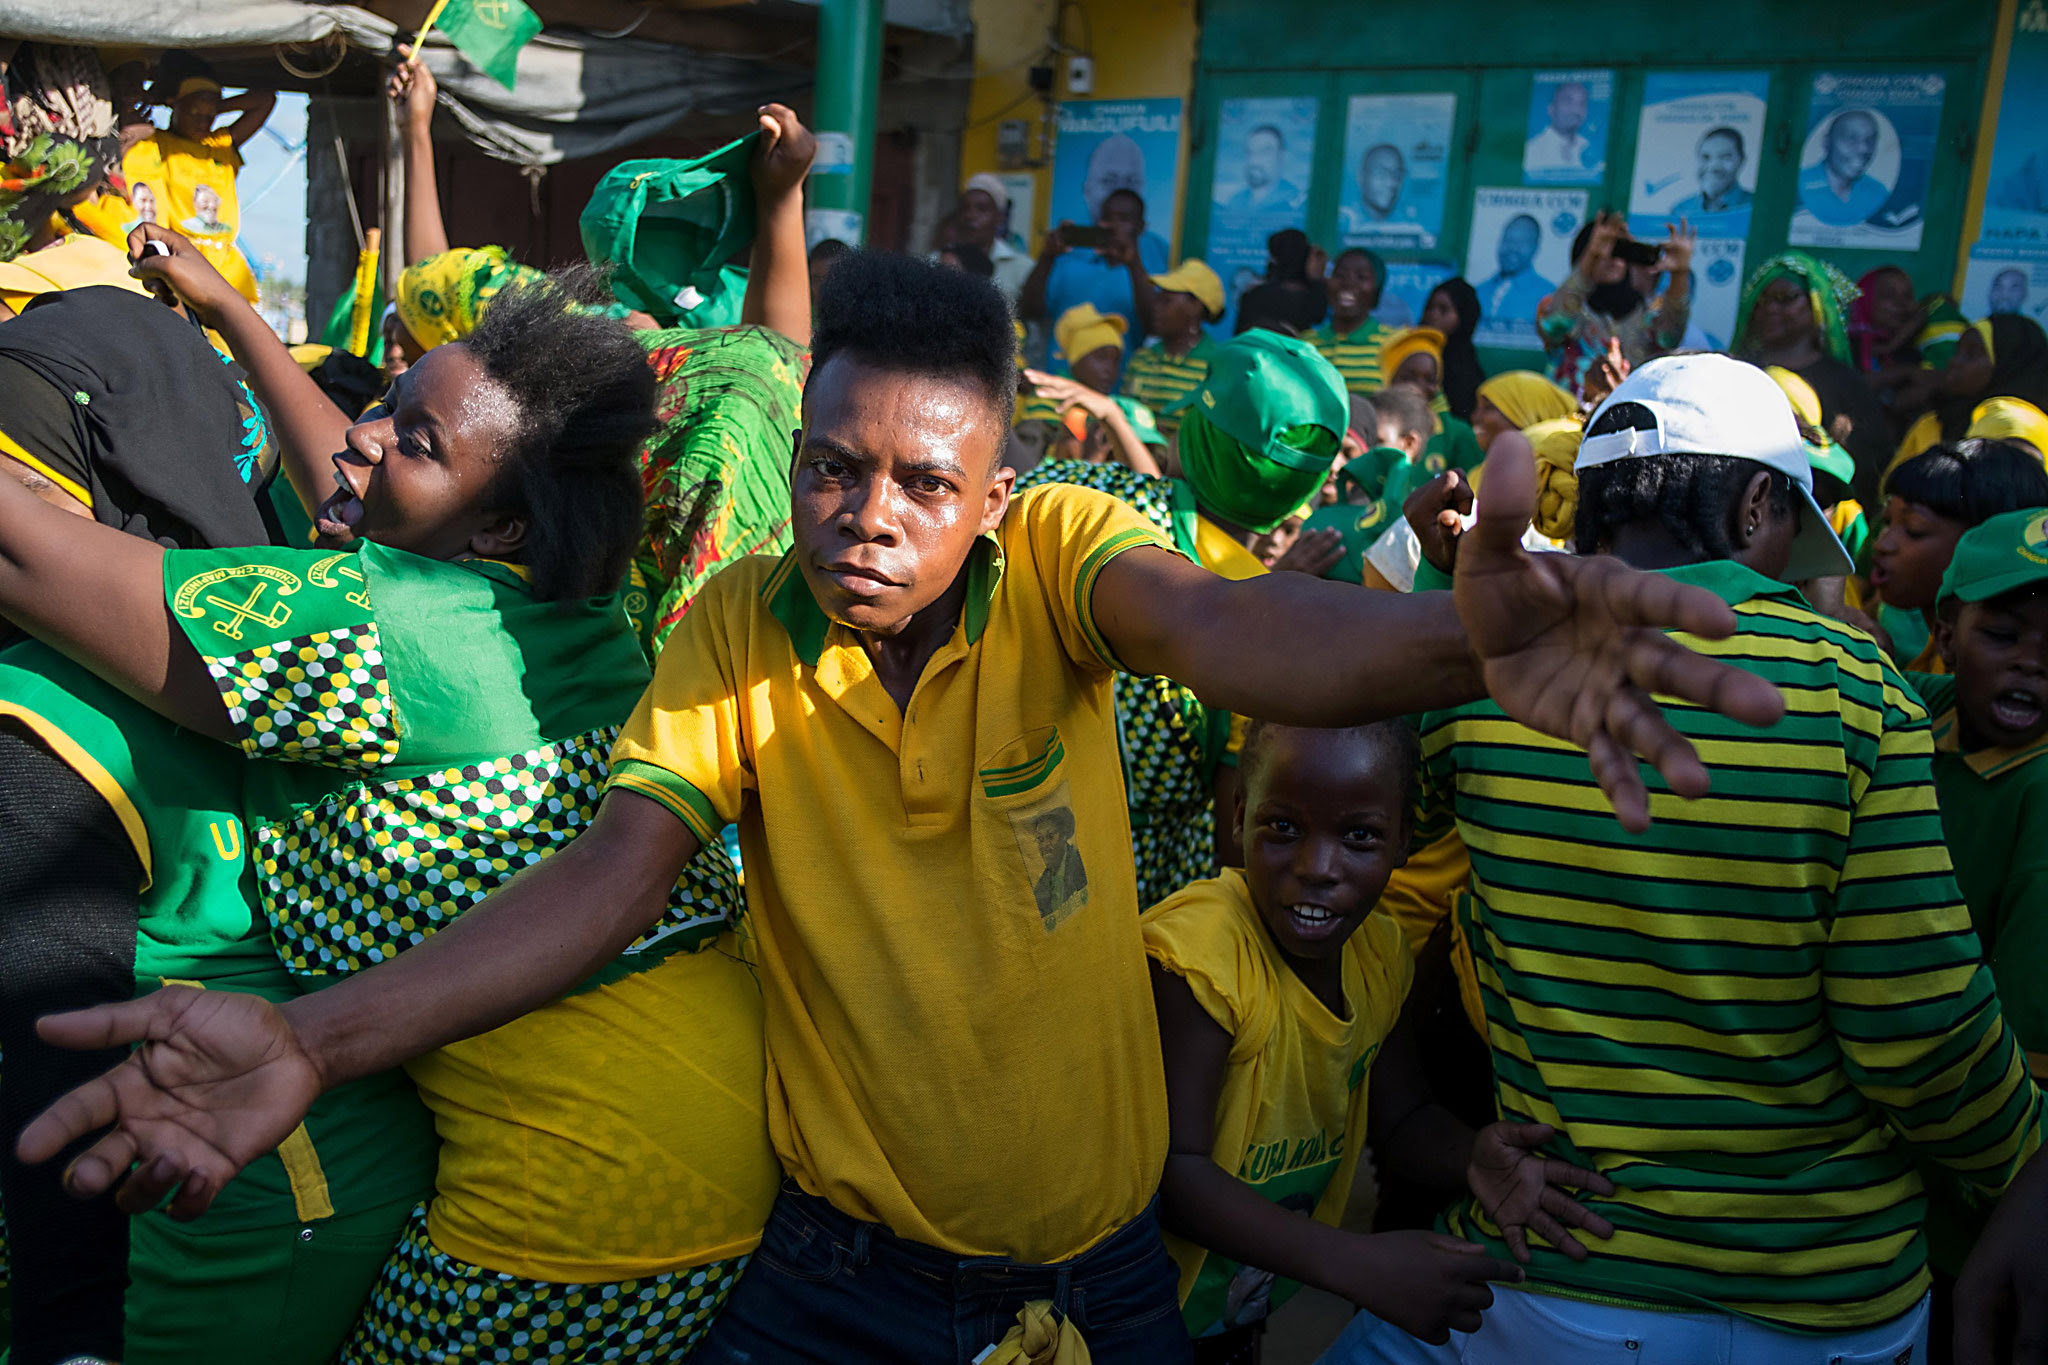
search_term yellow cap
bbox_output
[1054,303,1128,367]
[1380,327,1445,380]
[1147,258,1225,319]
[1969,397,2048,459]
[175,75,222,100]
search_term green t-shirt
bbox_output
[0,640,436,1231]
[1422,414,1484,476]
[1907,672,2048,1051]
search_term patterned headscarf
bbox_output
[396,245,548,351]
[0,44,118,261]
[1525,416,1585,543]
[631,325,810,654]
[1735,251,1861,365]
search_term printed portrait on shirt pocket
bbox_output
[979,725,1090,932]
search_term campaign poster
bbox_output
[1338,92,1457,250]
[1523,70,1612,186]
[1788,72,1945,250]
[1962,254,2048,329]
[1374,259,1456,330]
[1976,10,2048,259]
[1685,236,1749,351]
[1209,96,1318,333]
[1627,71,1771,239]
[1050,98,1182,265]
[1465,187,1585,350]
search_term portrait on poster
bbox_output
[1978,14,2048,258]
[1523,70,1612,186]
[1789,72,1944,250]
[1627,71,1770,240]
[1466,187,1585,350]
[1209,96,1317,332]
[1338,93,1456,250]
[1050,98,1183,264]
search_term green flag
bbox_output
[437,0,541,89]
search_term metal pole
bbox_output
[806,0,883,248]
[381,95,406,307]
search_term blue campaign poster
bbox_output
[1523,70,1612,186]
[1789,72,1946,250]
[1373,259,1456,330]
[1628,71,1771,240]
[1050,98,1183,264]
[1466,187,1586,350]
[1208,96,1318,333]
[1978,13,2048,259]
[1338,92,1457,251]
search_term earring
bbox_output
[1745,522,1757,536]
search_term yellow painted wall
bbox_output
[960,0,1199,255]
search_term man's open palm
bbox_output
[1453,436,1786,830]
[16,986,321,1218]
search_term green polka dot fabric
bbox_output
[1018,460,1227,907]
[206,624,400,767]
[342,1204,746,1364]
[255,724,738,981]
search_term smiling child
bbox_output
[1869,438,2048,670]
[1144,719,1613,1360]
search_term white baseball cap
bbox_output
[1576,353,1854,581]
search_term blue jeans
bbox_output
[689,1182,1193,1364]
[1321,1285,1931,1365]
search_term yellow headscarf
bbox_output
[396,245,547,352]
[1379,326,1445,380]
[1477,371,1578,429]
[1054,302,1127,368]
[1969,396,2048,458]
[1525,416,1585,543]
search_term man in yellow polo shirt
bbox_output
[22,254,1790,1363]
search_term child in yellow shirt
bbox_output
[1146,718,1615,1360]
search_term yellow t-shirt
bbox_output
[406,932,779,1281]
[123,129,258,302]
[1142,870,1413,1335]
[608,482,1179,1262]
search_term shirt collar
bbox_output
[763,535,1007,667]
[1655,558,1809,609]
[1932,704,2048,777]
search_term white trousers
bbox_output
[1320,1286,1930,1365]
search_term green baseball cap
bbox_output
[1939,506,2048,605]
[1168,331,1349,457]
[581,133,759,326]
[1110,396,1165,447]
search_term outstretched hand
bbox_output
[16,986,322,1220]
[751,103,816,203]
[1468,1121,1616,1264]
[1452,433,1786,831]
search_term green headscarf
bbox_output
[1174,330,1348,534]
[1735,251,1861,365]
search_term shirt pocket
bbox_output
[977,726,1092,934]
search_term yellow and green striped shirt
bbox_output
[1421,560,2045,1331]
[1120,335,1218,442]
[1306,319,1389,394]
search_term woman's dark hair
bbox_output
[940,241,995,278]
[1266,228,1311,283]
[811,250,1017,433]
[1573,432,1797,561]
[1427,277,1486,420]
[1887,438,2048,525]
[463,265,655,603]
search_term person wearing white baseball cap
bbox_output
[947,172,1032,306]
[1573,352,1855,583]
[1324,351,2048,1365]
